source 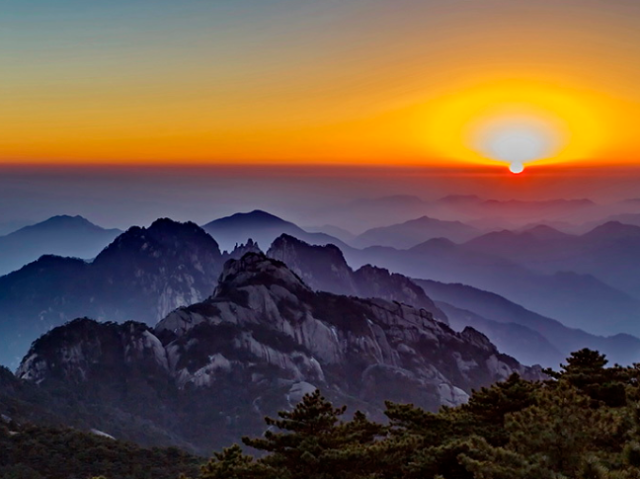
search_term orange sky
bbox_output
[3,1,640,168]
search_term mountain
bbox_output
[415,279,640,366]
[309,195,430,234]
[14,253,541,453]
[433,196,600,230]
[340,236,640,337]
[583,213,640,231]
[582,220,640,241]
[462,221,640,316]
[303,224,357,243]
[0,218,32,235]
[435,301,565,367]
[0,218,224,368]
[0,215,121,276]
[202,210,347,252]
[354,215,480,248]
[518,224,573,241]
[267,234,447,323]
[266,234,640,367]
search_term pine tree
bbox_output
[198,444,276,479]
[241,390,385,479]
[545,349,629,407]
[460,373,540,445]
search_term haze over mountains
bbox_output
[202,210,347,252]
[6,252,540,453]
[0,215,121,276]
[310,194,640,235]
[269,235,640,367]
[463,222,640,302]
[340,238,640,337]
[3,206,640,371]
[2,196,640,453]
[353,216,480,248]
[0,219,224,367]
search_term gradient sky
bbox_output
[4,0,640,168]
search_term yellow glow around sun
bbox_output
[421,79,607,168]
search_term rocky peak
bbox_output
[224,238,263,260]
[16,318,168,385]
[268,234,447,323]
[0,218,227,368]
[15,252,543,452]
[352,264,446,322]
[215,252,310,295]
[96,218,221,262]
[267,234,357,295]
[24,215,96,231]
[460,326,497,353]
[155,251,538,401]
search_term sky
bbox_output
[4,1,640,231]
[3,0,640,169]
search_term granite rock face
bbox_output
[267,234,448,323]
[0,218,224,368]
[16,253,541,453]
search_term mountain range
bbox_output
[342,232,640,337]
[415,279,640,367]
[267,234,447,323]
[353,215,480,249]
[2,208,640,453]
[0,216,446,368]
[462,222,640,316]
[0,218,224,367]
[266,235,640,368]
[3,210,640,368]
[9,252,541,453]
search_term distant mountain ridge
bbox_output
[461,221,640,320]
[5,209,640,370]
[267,234,447,323]
[265,235,640,367]
[0,215,121,276]
[415,279,640,366]
[340,230,640,337]
[354,215,480,248]
[202,210,347,252]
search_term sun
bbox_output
[420,79,606,168]
[482,125,546,174]
[509,162,525,174]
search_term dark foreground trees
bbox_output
[0,423,200,479]
[4,348,640,478]
[190,349,640,479]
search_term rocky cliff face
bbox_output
[16,253,541,453]
[224,238,263,260]
[267,234,448,323]
[0,218,224,368]
[91,218,223,321]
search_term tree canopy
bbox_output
[190,349,640,479]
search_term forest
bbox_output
[189,349,640,479]
[3,348,640,479]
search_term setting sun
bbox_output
[420,79,609,168]
[509,162,525,174]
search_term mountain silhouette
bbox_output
[0,215,121,276]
